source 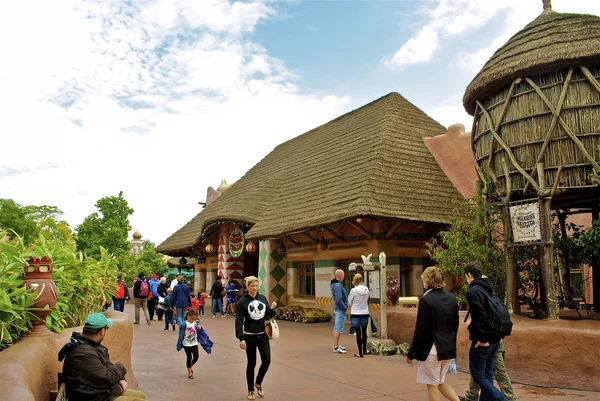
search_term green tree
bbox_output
[0,199,39,246]
[23,205,75,248]
[75,192,134,259]
[118,240,167,286]
[427,196,506,305]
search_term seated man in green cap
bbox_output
[59,313,147,401]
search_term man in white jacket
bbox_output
[348,273,370,358]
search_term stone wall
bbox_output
[0,311,136,401]
[385,308,600,391]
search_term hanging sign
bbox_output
[509,202,541,242]
[229,226,245,258]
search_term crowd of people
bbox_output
[331,264,515,401]
[60,262,516,401]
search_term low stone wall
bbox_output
[384,308,600,391]
[0,311,137,401]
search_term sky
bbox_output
[1,0,598,248]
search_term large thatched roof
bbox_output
[463,6,600,115]
[157,92,461,255]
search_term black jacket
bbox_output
[235,292,276,340]
[407,288,459,361]
[157,282,168,298]
[61,333,127,401]
[209,281,223,299]
[466,278,501,344]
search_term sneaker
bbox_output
[333,346,347,354]
[338,345,346,351]
[221,315,226,318]
[213,315,217,318]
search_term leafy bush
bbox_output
[0,232,118,349]
[0,235,39,348]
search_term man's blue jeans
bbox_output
[469,342,507,401]
[212,298,224,317]
[176,307,186,350]
[113,299,125,312]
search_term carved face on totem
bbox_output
[23,257,58,323]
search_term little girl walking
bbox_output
[182,308,200,379]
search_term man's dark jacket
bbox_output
[407,288,459,361]
[466,277,501,344]
[61,332,127,401]
[209,281,224,299]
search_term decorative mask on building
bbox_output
[229,226,245,258]
[23,256,58,334]
[386,275,400,306]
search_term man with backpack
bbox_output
[464,262,511,401]
[113,273,130,312]
[133,272,151,325]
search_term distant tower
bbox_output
[130,230,143,255]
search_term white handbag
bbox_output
[265,318,279,339]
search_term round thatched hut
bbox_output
[463,0,600,318]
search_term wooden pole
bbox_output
[592,206,600,313]
[537,163,559,319]
[503,206,519,315]
[557,211,572,302]
[379,252,387,339]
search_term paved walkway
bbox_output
[124,304,598,401]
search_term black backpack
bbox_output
[465,291,513,338]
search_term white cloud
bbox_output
[385,0,600,70]
[384,26,439,69]
[426,102,473,131]
[0,0,350,246]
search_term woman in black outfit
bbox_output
[235,276,277,400]
[406,266,460,401]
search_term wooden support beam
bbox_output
[326,228,343,242]
[487,78,521,169]
[537,162,559,320]
[525,78,600,174]
[285,236,300,247]
[503,205,519,315]
[303,232,319,244]
[550,166,564,198]
[523,69,573,192]
[349,221,372,239]
[477,101,540,192]
[385,222,400,239]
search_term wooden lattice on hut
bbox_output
[471,65,600,200]
[463,1,600,319]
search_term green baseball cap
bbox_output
[84,313,113,329]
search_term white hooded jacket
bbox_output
[348,284,370,315]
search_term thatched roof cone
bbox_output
[156,93,461,255]
[463,6,600,115]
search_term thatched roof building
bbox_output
[464,2,600,115]
[157,92,461,256]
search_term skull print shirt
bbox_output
[235,292,276,341]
